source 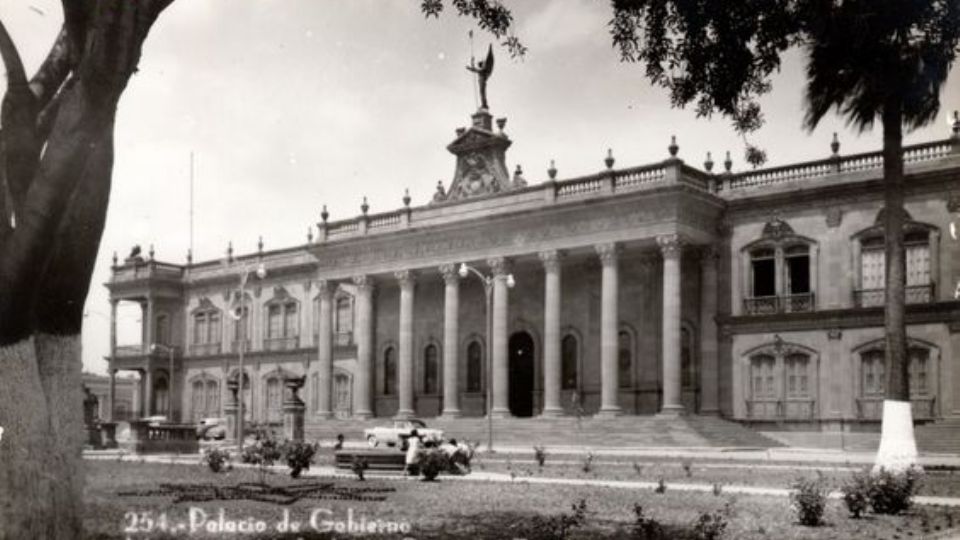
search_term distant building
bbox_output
[103,98,960,431]
[82,372,136,421]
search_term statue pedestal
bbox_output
[282,376,307,442]
[99,422,118,449]
[224,403,240,441]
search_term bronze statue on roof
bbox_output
[466,44,495,110]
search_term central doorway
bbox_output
[509,332,535,417]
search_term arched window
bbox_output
[742,218,816,314]
[192,305,221,354]
[265,377,283,422]
[466,341,482,392]
[423,344,439,395]
[205,380,219,416]
[910,347,929,396]
[153,375,169,416]
[618,330,633,389]
[855,209,936,307]
[561,334,578,390]
[384,347,397,395]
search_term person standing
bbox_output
[405,429,423,476]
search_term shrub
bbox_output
[201,447,231,473]
[241,436,282,484]
[654,477,667,494]
[281,440,318,479]
[790,477,828,526]
[632,505,664,539]
[841,471,871,519]
[692,505,729,540]
[419,448,449,481]
[351,455,368,481]
[869,467,922,515]
[682,459,693,478]
[533,445,547,468]
[527,499,587,540]
[581,452,594,474]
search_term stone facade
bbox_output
[104,105,960,431]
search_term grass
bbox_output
[83,459,960,539]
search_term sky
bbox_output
[2,0,958,376]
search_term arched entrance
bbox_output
[509,332,535,417]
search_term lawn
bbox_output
[83,459,959,539]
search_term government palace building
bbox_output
[103,95,960,434]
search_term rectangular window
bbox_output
[862,352,885,397]
[786,254,810,294]
[268,305,281,339]
[208,312,221,344]
[905,244,930,286]
[284,304,298,337]
[751,253,776,297]
[751,355,776,399]
[193,315,207,345]
[785,354,809,398]
[909,348,929,396]
[862,249,885,290]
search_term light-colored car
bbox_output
[363,419,443,448]
[142,415,168,426]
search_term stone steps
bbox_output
[915,419,960,454]
[304,415,784,449]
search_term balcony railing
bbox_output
[854,284,934,308]
[745,398,817,420]
[189,342,222,356]
[264,336,299,351]
[229,340,251,353]
[743,293,815,315]
[114,344,145,357]
[335,332,353,347]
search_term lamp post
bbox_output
[229,262,267,452]
[458,262,514,454]
[149,343,176,422]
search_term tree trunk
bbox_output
[875,100,918,473]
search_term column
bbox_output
[396,270,416,419]
[540,250,563,417]
[658,234,685,415]
[108,369,118,422]
[144,298,154,352]
[699,246,720,415]
[108,299,118,421]
[440,264,462,418]
[143,368,154,416]
[488,257,511,418]
[316,279,334,418]
[597,243,622,417]
[353,275,375,419]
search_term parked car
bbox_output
[363,419,443,447]
[142,415,168,426]
[196,417,227,440]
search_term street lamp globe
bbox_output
[458,263,469,278]
[506,274,516,288]
[255,263,267,279]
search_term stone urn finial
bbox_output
[951,111,959,137]
[604,148,615,170]
[112,251,118,267]
[831,132,840,156]
[227,241,234,262]
[403,188,411,207]
[148,244,155,260]
[320,204,329,223]
[547,159,557,180]
[258,236,264,254]
[307,227,313,243]
[668,135,679,157]
[496,117,507,132]
[186,248,193,265]
[361,196,369,216]
[704,152,714,172]
[724,151,733,173]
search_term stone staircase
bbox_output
[915,418,960,455]
[304,415,784,449]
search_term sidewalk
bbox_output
[84,451,960,508]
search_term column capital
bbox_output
[594,242,620,265]
[352,275,375,292]
[487,256,510,277]
[316,279,336,298]
[657,234,685,259]
[539,250,563,272]
[394,269,416,288]
[439,263,460,284]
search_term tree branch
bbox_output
[29,27,74,109]
[0,18,41,221]
[60,0,89,65]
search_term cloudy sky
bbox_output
[2,1,957,375]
